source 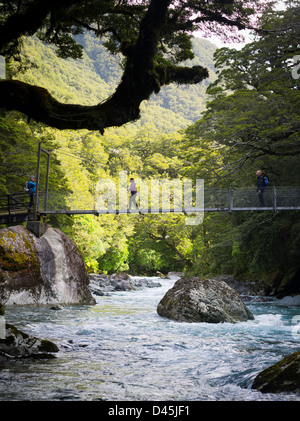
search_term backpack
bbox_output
[264,176,269,188]
[24,181,30,192]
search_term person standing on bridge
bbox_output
[28,176,36,208]
[128,178,139,211]
[256,170,265,207]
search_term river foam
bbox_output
[1,276,300,401]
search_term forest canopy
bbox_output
[0,1,299,290]
[0,0,273,133]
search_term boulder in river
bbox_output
[157,277,254,323]
[252,351,300,393]
[0,225,95,306]
[0,323,59,360]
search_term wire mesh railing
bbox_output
[1,188,299,221]
[35,186,300,214]
[0,192,34,223]
[0,193,33,214]
[229,187,300,211]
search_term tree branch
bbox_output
[0,0,209,133]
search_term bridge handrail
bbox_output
[39,186,300,213]
[0,192,35,214]
[1,187,300,215]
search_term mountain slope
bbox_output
[18,33,217,133]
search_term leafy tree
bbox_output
[128,215,191,274]
[181,3,300,280]
[0,112,71,228]
[201,4,300,181]
[0,0,271,132]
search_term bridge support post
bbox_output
[33,143,41,220]
[43,146,50,211]
[34,142,51,217]
[27,220,49,238]
[229,187,233,212]
[273,186,277,212]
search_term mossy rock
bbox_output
[0,227,39,272]
[252,351,300,393]
[0,225,95,306]
[0,323,59,359]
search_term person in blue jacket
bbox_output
[28,176,36,208]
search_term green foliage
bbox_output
[127,215,188,275]
[1,3,299,282]
[182,5,300,280]
[0,0,265,68]
[0,112,68,196]
[0,112,73,230]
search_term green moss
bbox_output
[39,339,59,353]
[1,323,59,358]
[6,323,29,339]
[252,351,300,393]
[0,229,40,272]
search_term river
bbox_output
[1,276,300,401]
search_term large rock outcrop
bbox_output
[0,225,95,306]
[252,351,300,393]
[157,277,254,323]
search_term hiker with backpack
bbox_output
[25,176,36,208]
[256,170,268,207]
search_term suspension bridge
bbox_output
[0,186,299,226]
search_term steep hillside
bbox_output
[18,33,217,133]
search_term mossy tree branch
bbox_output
[0,0,208,133]
[0,0,269,133]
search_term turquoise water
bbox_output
[1,277,300,401]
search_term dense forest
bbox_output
[0,4,299,292]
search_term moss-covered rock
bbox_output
[0,322,58,359]
[252,351,300,393]
[0,227,39,271]
[0,226,42,304]
[0,225,95,306]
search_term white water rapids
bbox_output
[1,276,300,401]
